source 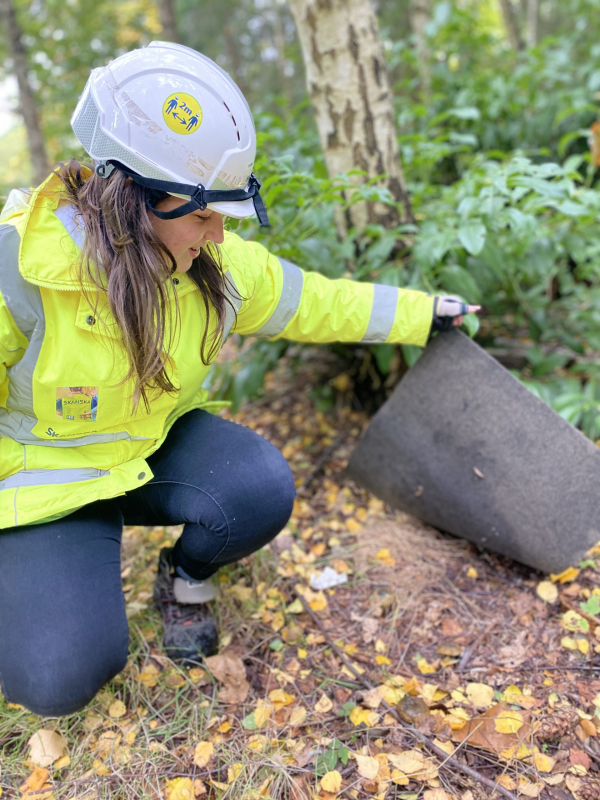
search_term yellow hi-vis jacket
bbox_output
[0,173,434,529]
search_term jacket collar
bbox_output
[13,171,195,298]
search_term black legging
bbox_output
[0,410,295,716]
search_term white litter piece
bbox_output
[309,566,348,590]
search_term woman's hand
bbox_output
[432,295,481,333]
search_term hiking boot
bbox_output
[153,547,219,663]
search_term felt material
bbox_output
[347,330,600,573]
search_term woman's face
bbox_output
[149,196,225,273]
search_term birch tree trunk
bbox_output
[409,0,432,98]
[289,0,414,237]
[498,0,524,51]
[526,0,538,48]
[0,0,50,185]
[158,0,178,43]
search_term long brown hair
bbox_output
[55,159,238,410]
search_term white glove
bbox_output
[432,295,481,333]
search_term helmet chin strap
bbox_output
[95,160,270,228]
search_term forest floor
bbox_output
[2,347,600,800]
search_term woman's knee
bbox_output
[2,633,128,717]
[252,435,296,528]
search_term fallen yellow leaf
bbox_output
[466,566,478,578]
[268,688,294,709]
[320,770,342,794]
[254,699,273,728]
[108,700,126,719]
[349,707,378,727]
[466,683,495,708]
[289,706,307,726]
[561,635,589,654]
[550,566,580,583]
[562,610,588,633]
[355,754,380,780]
[227,763,243,783]
[416,657,438,675]
[497,775,517,791]
[137,664,160,687]
[391,769,409,785]
[536,581,558,604]
[494,709,524,734]
[314,694,333,714]
[376,548,396,567]
[271,611,285,632]
[193,741,214,768]
[19,768,50,794]
[432,739,455,756]
[165,777,194,800]
[532,751,555,773]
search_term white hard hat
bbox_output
[71,41,268,225]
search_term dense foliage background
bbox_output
[1,0,599,435]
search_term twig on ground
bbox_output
[301,432,345,489]
[456,620,498,671]
[292,586,518,800]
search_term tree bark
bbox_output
[498,0,524,51]
[526,0,538,48]
[0,0,50,185]
[289,0,414,237]
[409,0,432,98]
[158,0,178,43]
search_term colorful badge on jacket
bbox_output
[56,387,99,422]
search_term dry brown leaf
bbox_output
[290,775,311,800]
[452,703,531,757]
[570,748,591,771]
[517,779,543,798]
[27,730,67,768]
[204,652,249,704]
[423,791,452,800]
[361,617,379,644]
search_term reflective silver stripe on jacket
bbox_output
[255,259,304,338]
[0,467,110,491]
[223,270,242,340]
[361,284,398,344]
[0,225,45,421]
[0,410,150,447]
[55,204,86,251]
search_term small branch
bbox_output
[293,587,517,800]
[302,432,345,489]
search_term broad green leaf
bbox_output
[457,221,487,256]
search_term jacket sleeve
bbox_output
[224,234,434,347]
[0,290,28,408]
